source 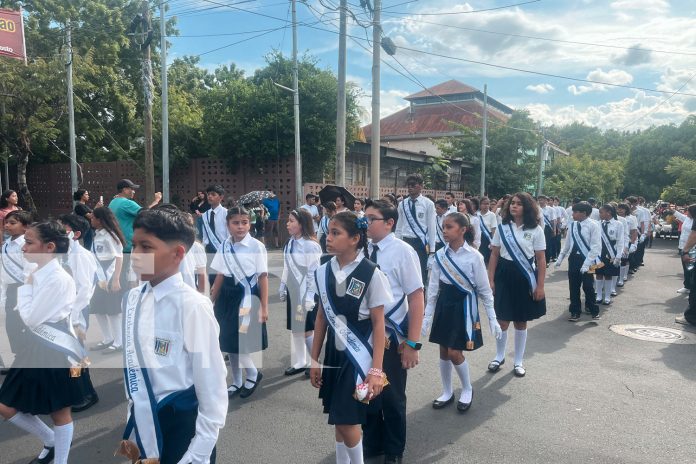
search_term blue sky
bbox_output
[167,0,696,129]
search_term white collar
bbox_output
[446,241,475,255]
[150,273,184,302]
[33,258,61,286]
[210,204,225,213]
[230,233,253,248]
[330,252,364,280]
[371,232,395,249]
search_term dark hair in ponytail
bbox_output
[444,212,475,246]
[30,220,70,254]
[330,211,369,258]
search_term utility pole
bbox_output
[537,139,547,196]
[160,0,169,203]
[335,0,347,187]
[141,2,155,201]
[370,0,381,198]
[291,0,302,207]
[479,84,487,197]
[66,22,78,199]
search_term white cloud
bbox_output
[568,68,633,95]
[526,83,555,94]
[610,0,670,14]
[359,89,410,125]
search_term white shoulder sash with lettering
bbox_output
[2,242,24,284]
[221,238,257,333]
[202,210,222,250]
[600,223,617,260]
[435,249,479,345]
[498,223,537,293]
[401,199,427,246]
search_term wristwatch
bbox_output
[405,339,422,350]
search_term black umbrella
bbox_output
[318,185,356,211]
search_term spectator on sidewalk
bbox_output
[263,190,281,249]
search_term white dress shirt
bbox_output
[673,211,693,250]
[211,233,268,278]
[635,206,651,235]
[2,234,33,288]
[565,206,574,229]
[468,214,482,248]
[180,241,207,290]
[395,194,437,251]
[447,205,458,215]
[300,204,320,233]
[202,204,230,250]
[559,218,601,267]
[281,236,322,301]
[368,233,423,311]
[590,208,600,221]
[542,205,557,228]
[616,216,629,254]
[600,218,625,258]
[625,214,638,243]
[92,228,123,281]
[425,242,494,318]
[555,206,567,228]
[491,222,546,261]
[478,211,497,238]
[66,240,98,328]
[17,258,76,330]
[317,215,330,242]
[326,253,393,320]
[127,273,227,460]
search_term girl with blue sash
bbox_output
[310,212,393,464]
[478,197,497,265]
[422,213,501,413]
[488,193,547,378]
[211,206,269,399]
[0,221,87,464]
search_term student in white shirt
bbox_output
[594,205,625,305]
[538,195,557,266]
[423,213,502,412]
[395,174,437,285]
[119,206,227,464]
[673,206,693,293]
[552,197,565,259]
[0,221,84,464]
[617,203,639,284]
[445,192,458,214]
[363,200,424,461]
[309,211,392,464]
[588,198,600,221]
[59,213,101,413]
[90,207,126,355]
[279,209,322,376]
[177,211,207,294]
[211,206,269,399]
[556,202,602,321]
[434,200,448,251]
[614,203,632,289]
[202,185,229,286]
[318,201,337,254]
[1,210,33,358]
[459,199,482,249]
[300,193,321,236]
[353,198,366,218]
[488,193,546,378]
[477,197,497,265]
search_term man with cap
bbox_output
[108,179,162,253]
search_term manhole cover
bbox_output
[610,324,696,344]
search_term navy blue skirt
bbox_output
[214,276,268,354]
[493,258,546,322]
[429,282,483,351]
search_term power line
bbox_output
[388,0,541,15]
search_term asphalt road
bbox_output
[2,238,695,464]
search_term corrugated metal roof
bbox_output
[405,80,478,100]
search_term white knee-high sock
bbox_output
[621,265,629,281]
[345,440,364,464]
[453,359,472,403]
[595,279,604,301]
[495,329,508,362]
[53,422,73,464]
[437,359,453,401]
[514,329,528,366]
[304,334,314,366]
[291,333,307,369]
[108,313,122,347]
[95,314,113,344]
[611,276,618,293]
[238,353,258,387]
[335,442,350,464]
[228,353,242,388]
[8,413,54,447]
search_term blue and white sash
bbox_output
[91,240,116,284]
[319,216,329,235]
[478,213,492,243]
[436,217,445,245]
[401,199,427,246]
[202,210,222,251]
[2,242,24,284]
[31,319,86,367]
[385,295,408,343]
[316,265,374,385]
[435,249,480,345]
[498,223,537,293]
[221,238,257,333]
[600,223,617,260]
[571,222,600,264]
[543,212,553,230]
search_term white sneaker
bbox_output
[677,287,690,294]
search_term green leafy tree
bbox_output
[660,156,696,204]
[544,154,624,201]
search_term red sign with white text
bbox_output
[0,8,26,61]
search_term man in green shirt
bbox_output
[108,179,162,252]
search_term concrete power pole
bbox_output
[291,0,302,207]
[335,0,347,187]
[141,2,155,201]
[479,84,487,197]
[160,0,169,203]
[66,22,78,198]
[370,0,381,198]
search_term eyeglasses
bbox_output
[365,217,386,224]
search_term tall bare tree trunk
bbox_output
[17,135,36,216]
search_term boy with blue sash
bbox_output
[434,199,448,251]
[556,201,602,321]
[363,200,425,463]
[202,185,229,286]
[118,206,227,464]
[395,174,437,285]
[538,196,557,265]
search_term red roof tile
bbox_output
[405,80,479,100]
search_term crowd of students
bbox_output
[0,174,658,464]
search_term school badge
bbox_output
[346,278,366,299]
[524,232,533,241]
[154,337,171,357]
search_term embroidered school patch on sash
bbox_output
[96,245,104,253]
[346,278,366,299]
[154,337,171,357]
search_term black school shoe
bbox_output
[283,366,306,376]
[432,395,454,409]
[239,372,263,399]
[456,390,473,413]
[29,446,54,464]
[72,393,99,413]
